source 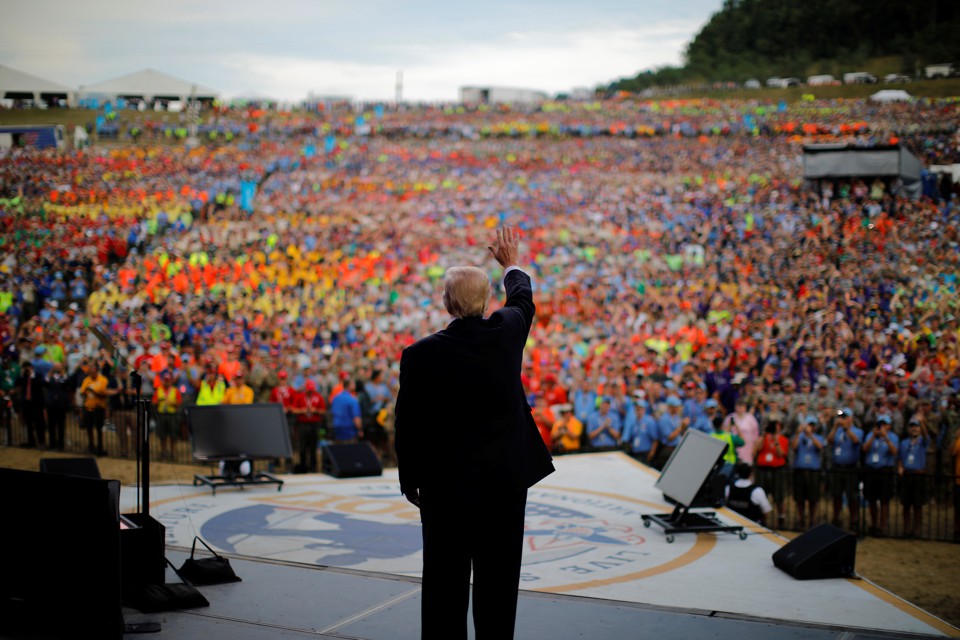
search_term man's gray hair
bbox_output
[442,266,490,318]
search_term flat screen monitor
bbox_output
[654,429,727,507]
[187,403,293,461]
[0,468,123,639]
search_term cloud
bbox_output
[224,22,700,101]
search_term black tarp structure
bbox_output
[803,144,923,198]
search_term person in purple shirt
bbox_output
[862,414,899,536]
[827,407,863,531]
[898,417,930,538]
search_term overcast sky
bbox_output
[1,0,720,102]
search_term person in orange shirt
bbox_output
[550,404,583,454]
[79,362,110,455]
[223,372,254,405]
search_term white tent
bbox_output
[79,69,219,105]
[870,89,912,102]
[0,64,75,106]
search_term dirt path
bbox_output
[3,447,957,629]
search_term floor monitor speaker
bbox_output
[772,523,856,579]
[321,443,383,478]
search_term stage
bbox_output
[120,452,959,639]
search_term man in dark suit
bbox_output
[395,226,554,640]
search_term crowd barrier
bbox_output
[3,410,956,541]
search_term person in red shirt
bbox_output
[269,370,297,412]
[754,414,790,529]
[540,373,568,408]
[270,370,298,461]
[291,379,327,473]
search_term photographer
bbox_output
[792,414,825,530]
[754,414,789,528]
[862,414,899,536]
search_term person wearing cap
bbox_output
[43,360,71,451]
[394,227,553,639]
[651,395,689,470]
[690,394,716,436]
[754,413,790,528]
[540,373,568,407]
[898,417,930,538]
[791,414,825,529]
[223,371,254,405]
[196,367,226,406]
[862,414,899,536]
[550,404,582,454]
[587,397,622,451]
[152,371,183,461]
[621,399,657,463]
[827,406,864,531]
[291,379,326,472]
[709,400,743,480]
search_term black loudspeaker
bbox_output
[321,443,383,478]
[120,513,166,598]
[772,523,856,579]
[39,457,101,478]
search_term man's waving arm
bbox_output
[488,226,534,332]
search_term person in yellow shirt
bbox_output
[152,371,182,461]
[79,362,110,455]
[223,372,254,405]
[196,369,226,405]
[550,404,583,454]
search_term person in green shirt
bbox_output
[0,356,20,446]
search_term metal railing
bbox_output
[556,446,959,542]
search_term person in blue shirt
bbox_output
[620,400,657,464]
[652,395,689,470]
[682,384,708,423]
[791,414,825,529]
[572,378,597,425]
[690,398,715,435]
[586,397,621,450]
[862,414,899,536]
[330,384,363,443]
[898,417,930,538]
[827,406,863,531]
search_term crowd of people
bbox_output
[1,94,959,538]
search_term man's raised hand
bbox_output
[488,226,520,269]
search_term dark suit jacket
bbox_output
[395,269,554,496]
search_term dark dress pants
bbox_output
[419,473,527,640]
[47,406,67,450]
[23,401,46,446]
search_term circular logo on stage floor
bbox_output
[149,479,709,591]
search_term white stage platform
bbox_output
[121,452,959,639]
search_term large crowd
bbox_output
[1,94,959,537]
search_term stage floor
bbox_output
[121,452,959,639]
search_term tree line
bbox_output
[609,0,960,92]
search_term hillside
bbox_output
[611,0,960,92]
